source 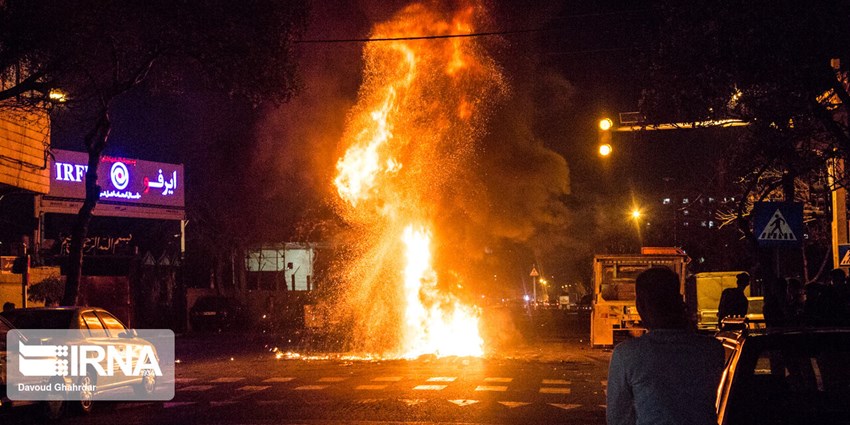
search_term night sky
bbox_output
[36,0,735,289]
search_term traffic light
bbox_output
[598,118,613,157]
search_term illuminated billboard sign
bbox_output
[41,150,185,220]
[46,150,184,208]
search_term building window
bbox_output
[682,198,689,204]
[683,209,690,216]
[663,198,671,205]
[708,220,715,228]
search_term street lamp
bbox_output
[631,208,641,220]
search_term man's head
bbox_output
[635,267,687,329]
[736,272,750,289]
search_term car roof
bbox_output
[717,326,850,343]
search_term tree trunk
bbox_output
[61,111,110,306]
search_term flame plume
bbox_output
[334,1,505,358]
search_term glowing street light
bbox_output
[599,144,613,156]
[631,208,641,220]
[48,89,68,103]
[598,118,613,131]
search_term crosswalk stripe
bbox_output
[413,385,447,391]
[256,400,288,406]
[542,379,571,385]
[210,377,245,383]
[318,377,347,382]
[400,399,428,406]
[263,377,296,383]
[174,378,196,384]
[551,403,581,410]
[295,385,329,390]
[540,388,571,394]
[356,385,388,390]
[499,401,531,408]
[427,377,456,382]
[373,376,403,382]
[237,386,270,391]
[484,377,513,383]
[178,385,214,392]
[164,402,196,409]
[448,399,479,406]
[116,402,154,410]
[474,385,507,392]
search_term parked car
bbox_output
[715,326,850,425]
[189,296,243,332]
[0,307,158,418]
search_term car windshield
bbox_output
[0,310,75,330]
[725,331,850,424]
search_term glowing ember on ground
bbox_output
[333,1,504,358]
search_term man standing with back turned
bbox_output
[607,267,725,425]
[717,272,750,322]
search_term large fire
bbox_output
[333,1,504,358]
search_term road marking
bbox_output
[116,402,154,410]
[256,400,288,406]
[210,377,245,383]
[484,377,513,383]
[295,385,329,390]
[448,399,479,406]
[263,377,296,383]
[474,385,507,392]
[542,379,571,385]
[540,387,571,394]
[178,385,214,392]
[357,399,383,404]
[426,377,456,382]
[210,401,239,407]
[551,403,581,410]
[373,376,402,382]
[174,378,196,384]
[356,385,388,390]
[413,385,447,391]
[601,380,608,387]
[400,399,428,406]
[164,402,196,409]
[499,401,531,408]
[599,404,607,408]
[237,386,270,392]
[318,377,347,382]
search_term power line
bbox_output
[294,28,545,44]
[295,9,650,44]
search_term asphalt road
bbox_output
[5,309,611,425]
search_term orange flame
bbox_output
[333,2,504,358]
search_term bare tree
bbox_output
[0,0,308,305]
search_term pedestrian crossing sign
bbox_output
[839,244,850,267]
[753,202,803,247]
